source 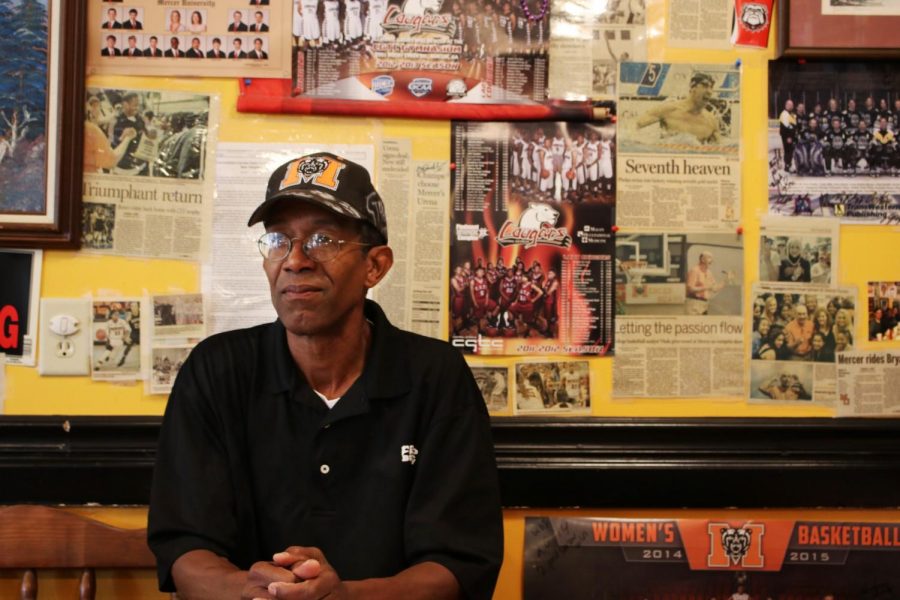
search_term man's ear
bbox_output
[364,245,393,289]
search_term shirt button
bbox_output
[319,464,330,475]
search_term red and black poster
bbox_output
[525,516,900,599]
[449,121,615,356]
[0,250,41,366]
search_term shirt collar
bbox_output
[262,299,411,399]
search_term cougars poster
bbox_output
[525,516,900,599]
[292,0,549,106]
[449,121,615,356]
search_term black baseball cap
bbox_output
[248,152,388,243]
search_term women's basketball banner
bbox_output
[525,516,900,599]
[448,121,615,356]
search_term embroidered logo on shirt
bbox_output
[401,444,418,465]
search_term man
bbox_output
[94,309,132,370]
[206,37,225,58]
[123,8,143,29]
[102,7,122,28]
[101,35,121,56]
[186,37,204,58]
[250,10,269,32]
[248,37,268,59]
[123,35,142,57]
[228,10,249,31]
[779,99,797,172]
[635,72,722,144]
[785,304,814,360]
[228,37,247,58]
[148,153,502,599]
[778,238,810,283]
[111,92,147,174]
[165,36,185,58]
[759,373,806,400]
[144,35,163,57]
[685,251,724,315]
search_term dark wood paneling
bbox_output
[2,416,900,507]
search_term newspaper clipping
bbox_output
[92,299,142,382]
[768,60,900,224]
[373,139,448,340]
[868,281,900,342]
[836,350,900,415]
[470,364,510,414]
[514,360,591,414]
[450,121,616,356]
[86,1,293,78]
[82,87,218,261]
[525,515,900,600]
[146,293,205,395]
[548,0,647,101]
[617,63,741,231]
[667,0,733,49]
[613,232,744,398]
[750,284,857,405]
[758,216,838,287]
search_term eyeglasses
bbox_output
[257,231,370,263]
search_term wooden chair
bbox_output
[0,505,163,599]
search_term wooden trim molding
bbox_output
[1,416,900,507]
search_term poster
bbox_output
[525,516,900,600]
[822,0,900,15]
[768,60,900,223]
[82,87,218,261]
[0,249,42,367]
[449,121,615,356]
[613,232,744,398]
[292,0,549,106]
[86,1,293,78]
[617,63,741,231]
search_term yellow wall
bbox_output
[5,2,897,416]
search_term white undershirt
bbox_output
[313,389,341,409]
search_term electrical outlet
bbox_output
[38,298,91,376]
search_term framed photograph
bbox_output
[779,0,900,57]
[0,0,85,249]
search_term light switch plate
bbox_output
[38,298,91,376]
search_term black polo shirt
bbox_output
[148,300,503,599]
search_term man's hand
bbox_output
[242,559,298,600]
[259,546,350,600]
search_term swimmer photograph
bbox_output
[618,62,740,155]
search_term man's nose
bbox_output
[282,240,316,271]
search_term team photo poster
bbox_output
[449,120,615,356]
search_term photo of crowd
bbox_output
[450,256,560,340]
[869,281,900,341]
[751,291,856,363]
[84,88,210,179]
[759,234,832,285]
[151,346,192,394]
[509,122,616,204]
[515,361,590,413]
[470,365,509,412]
